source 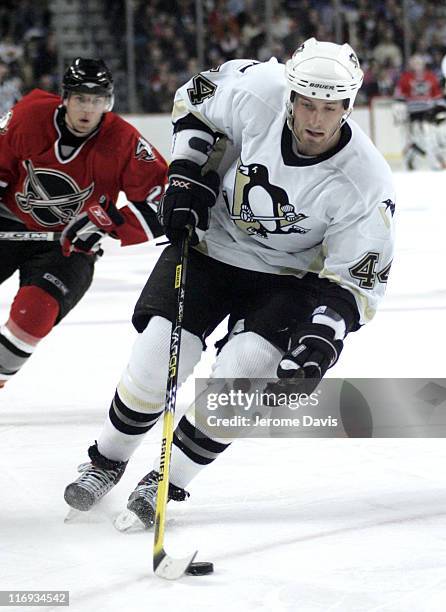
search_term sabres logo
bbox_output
[15,160,94,227]
[135,137,155,162]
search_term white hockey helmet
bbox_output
[285,38,364,125]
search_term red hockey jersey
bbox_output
[0,90,168,245]
[395,70,442,101]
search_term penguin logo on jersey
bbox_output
[229,161,310,238]
[16,160,94,227]
[378,198,395,229]
[383,198,395,216]
[135,137,155,162]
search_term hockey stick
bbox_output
[153,228,198,580]
[0,231,62,241]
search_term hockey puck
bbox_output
[186,561,214,576]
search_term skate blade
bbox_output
[114,508,147,532]
[64,507,105,525]
[64,508,83,523]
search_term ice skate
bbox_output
[114,470,189,532]
[64,442,127,512]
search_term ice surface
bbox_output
[1,172,446,611]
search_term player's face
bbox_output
[292,95,345,156]
[65,93,108,135]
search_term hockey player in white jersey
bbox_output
[65,38,395,528]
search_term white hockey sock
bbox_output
[168,412,232,489]
[97,316,202,462]
[98,417,145,463]
[166,330,282,489]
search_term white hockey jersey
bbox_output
[172,59,395,325]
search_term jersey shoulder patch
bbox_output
[135,136,156,162]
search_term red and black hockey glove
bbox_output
[157,160,220,245]
[61,196,124,257]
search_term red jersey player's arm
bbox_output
[0,91,58,189]
[114,132,168,246]
[0,111,21,195]
[429,73,443,98]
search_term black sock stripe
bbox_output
[109,394,162,436]
[109,405,157,435]
[0,334,31,358]
[177,416,231,454]
[172,433,215,465]
[114,391,161,424]
[172,416,232,465]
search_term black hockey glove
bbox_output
[61,196,124,257]
[157,159,220,245]
[270,324,344,396]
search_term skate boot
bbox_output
[114,470,189,531]
[64,442,128,511]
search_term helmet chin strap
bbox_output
[340,108,352,127]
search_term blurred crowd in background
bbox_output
[1,0,446,114]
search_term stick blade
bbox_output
[154,549,198,580]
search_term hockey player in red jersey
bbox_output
[0,57,168,387]
[394,54,444,169]
[395,54,442,102]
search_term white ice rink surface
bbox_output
[1,171,446,611]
